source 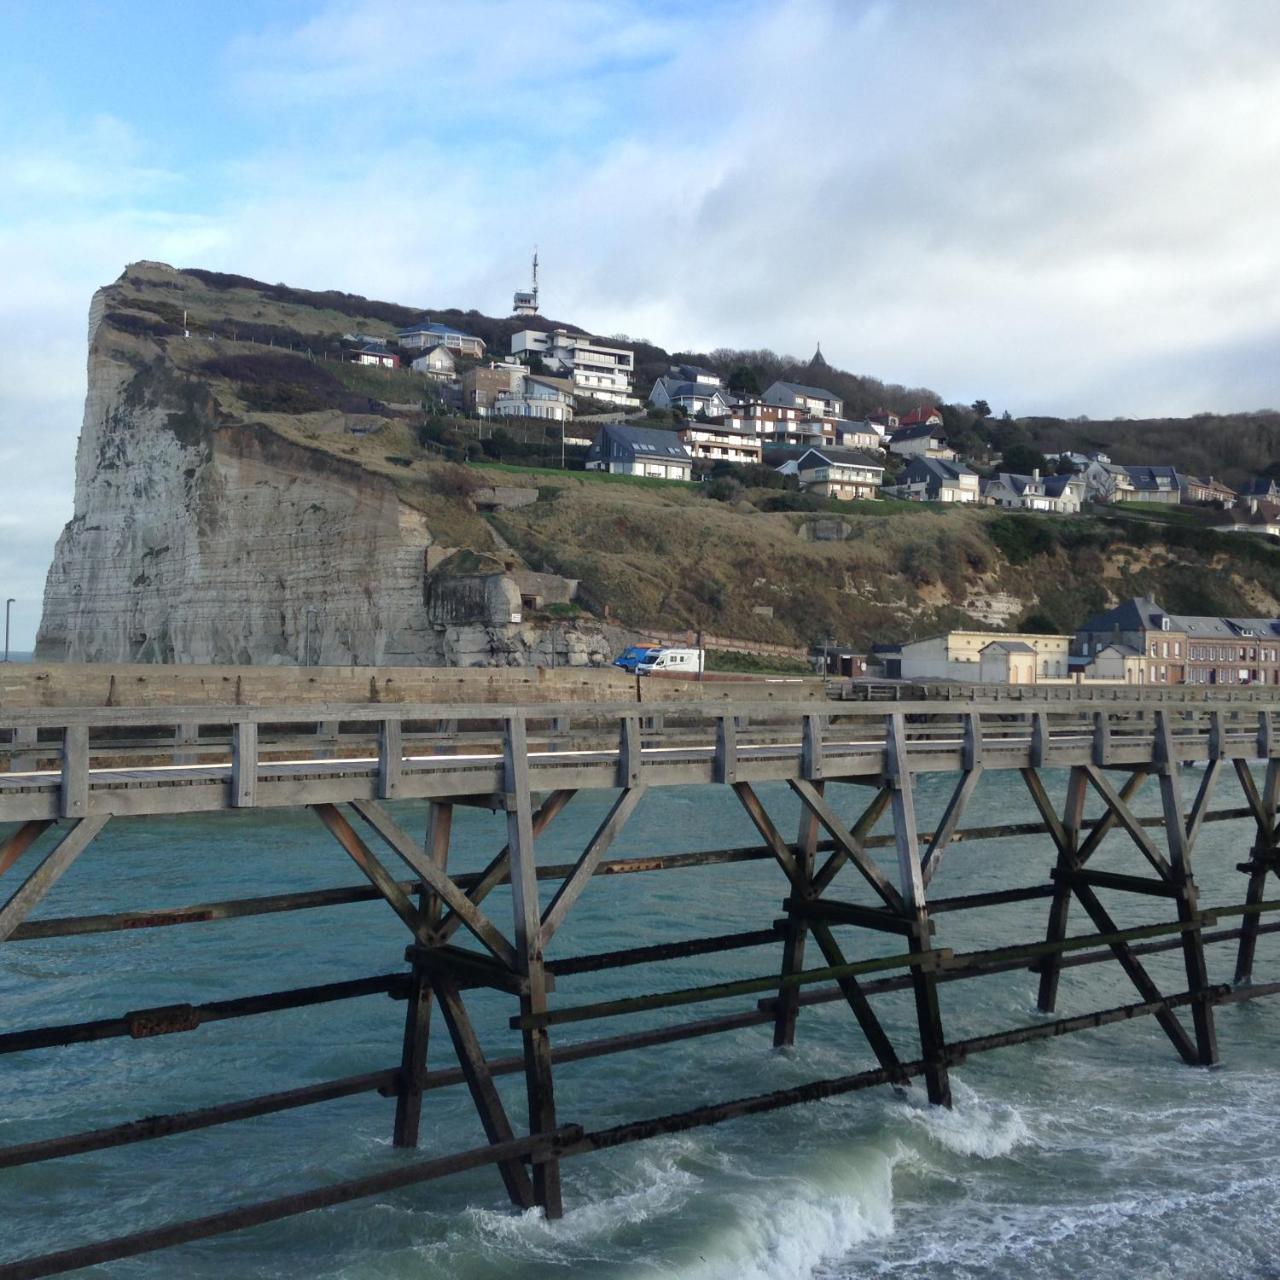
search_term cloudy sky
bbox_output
[2,0,1280,646]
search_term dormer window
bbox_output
[1160,617,1170,631]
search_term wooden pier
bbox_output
[3,697,1280,1275]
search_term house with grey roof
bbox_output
[766,445,884,500]
[585,424,692,481]
[648,376,732,418]
[981,469,1084,513]
[761,380,844,421]
[1074,595,1280,686]
[887,422,955,460]
[890,456,979,503]
[1121,465,1185,505]
[397,319,486,357]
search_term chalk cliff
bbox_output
[36,264,608,666]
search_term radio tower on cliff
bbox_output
[512,248,539,316]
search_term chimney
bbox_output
[1032,467,1040,481]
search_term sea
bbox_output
[4,767,1280,1278]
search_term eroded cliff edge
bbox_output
[36,264,608,665]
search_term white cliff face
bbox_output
[36,292,607,667]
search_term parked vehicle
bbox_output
[613,644,662,672]
[636,647,705,676]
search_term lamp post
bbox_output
[3,599,12,663]
[304,607,319,667]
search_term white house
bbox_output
[411,344,457,379]
[511,329,640,408]
[833,419,885,451]
[767,445,884,500]
[493,373,576,422]
[585,424,692,480]
[761,380,844,422]
[397,320,486,357]
[891,456,980,503]
[649,376,732,418]
[981,470,1087,514]
[354,341,399,368]
[888,423,954,460]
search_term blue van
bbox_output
[613,644,662,672]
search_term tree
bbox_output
[971,399,992,420]
[727,365,761,395]
[999,442,1049,475]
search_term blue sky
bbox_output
[3,0,1280,646]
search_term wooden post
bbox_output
[231,722,257,809]
[504,716,562,1217]
[1037,766,1087,1012]
[1154,712,1218,1065]
[774,780,820,1047]
[886,713,950,1106]
[1235,757,1280,984]
[378,718,403,801]
[61,724,89,819]
[393,800,452,1148]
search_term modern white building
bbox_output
[510,329,640,408]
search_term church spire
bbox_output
[810,341,828,369]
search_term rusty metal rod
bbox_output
[4,805,1259,946]
[0,973,406,1057]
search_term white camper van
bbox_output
[635,647,705,676]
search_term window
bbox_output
[1162,642,1169,658]
[1174,642,1181,657]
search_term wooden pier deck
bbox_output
[3,697,1280,1276]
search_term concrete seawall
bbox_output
[0,664,824,710]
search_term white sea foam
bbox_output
[676,1145,899,1280]
[892,1079,1034,1160]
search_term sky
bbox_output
[2,0,1280,647]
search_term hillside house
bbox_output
[493,372,576,422]
[1081,457,1136,502]
[585,423,692,480]
[410,344,457,379]
[833,419,885,451]
[767,445,884,500]
[728,398,811,439]
[981,470,1085,514]
[891,456,980,503]
[510,329,639,407]
[1122,465,1185,505]
[669,364,723,387]
[1211,501,1280,538]
[1184,475,1237,506]
[1239,478,1280,504]
[888,422,954,460]
[461,362,523,415]
[898,406,943,428]
[868,411,900,431]
[648,376,732,418]
[354,342,400,368]
[397,320,486,357]
[761,381,844,422]
[677,420,762,465]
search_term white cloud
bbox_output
[5,0,1280,646]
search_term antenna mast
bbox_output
[532,246,539,308]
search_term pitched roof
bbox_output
[1042,473,1083,498]
[891,422,947,443]
[1078,596,1169,634]
[899,405,941,426]
[794,446,885,470]
[652,376,725,402]
[591,423,692,462]
[982,640,1037,654]
[900,456,976,482]
[397,319,483,342]
[1123,464,1185,490]
[767,381,842,405]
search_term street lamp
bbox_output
[3,599,12,663]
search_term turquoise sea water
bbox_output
[3,769,1280,1278]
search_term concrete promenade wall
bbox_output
[0,663,825,710]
